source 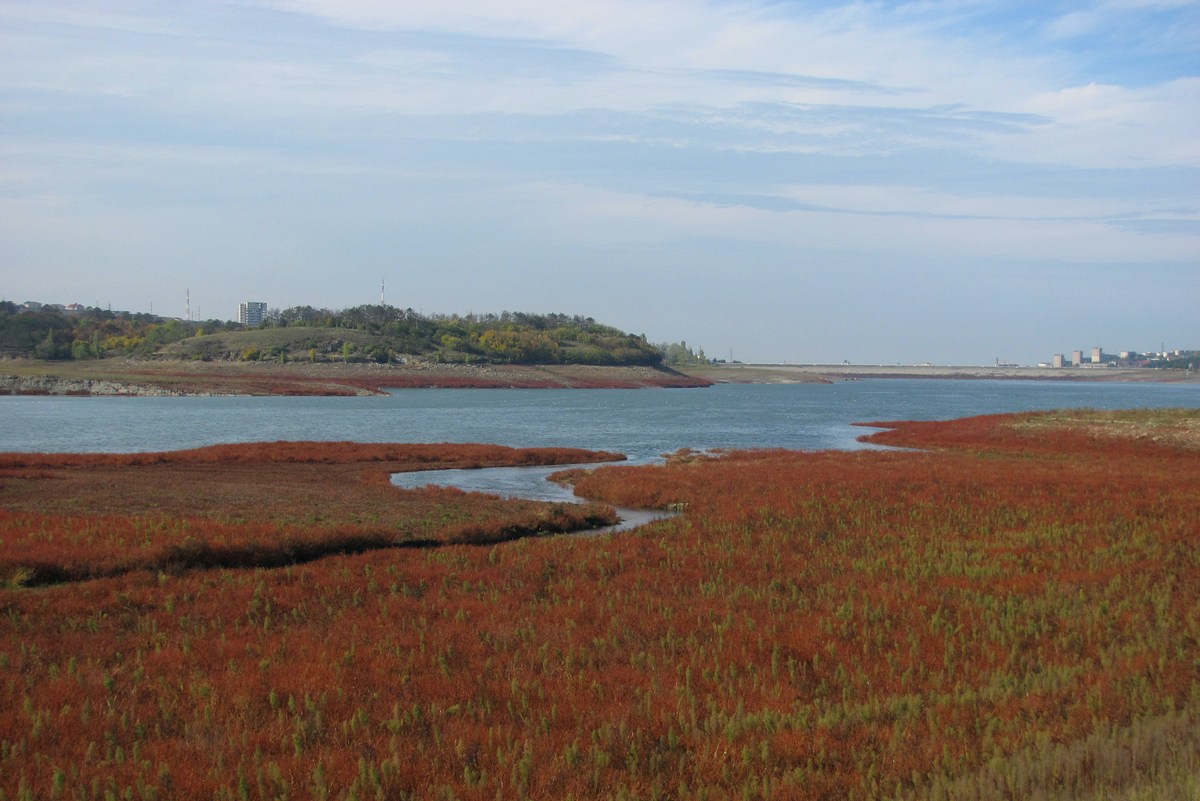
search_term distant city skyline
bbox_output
[1,1,1196,365]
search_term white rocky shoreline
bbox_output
[0,375,202,397]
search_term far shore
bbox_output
[0,358,710,396]
[679,362,1200,384]
[1,357,1196,397]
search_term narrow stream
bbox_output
[390,462,676,534]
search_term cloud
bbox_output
[232,0,1196,169]
[481,179,1198,266]
[1044,11,1101,39]
[1000,78,1200,167]
[7,1,1191,166]
[1,0,1195,361]
[774,183,1194,224]
[0,2,184,36]
[250,0,1039,102]
[1103,0,1198,10]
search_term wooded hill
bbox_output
[0,303,664,367]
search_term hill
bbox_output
[0,304,711,393]
[0,303,663,367]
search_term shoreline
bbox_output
[679,362,1200,385]
[0,359,710,396]
[1,358,1196,397]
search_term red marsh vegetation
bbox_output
[0,442,622,585]
[1,410,1198,799]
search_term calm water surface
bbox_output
[2,379,1197,459]
[6,380,1195,520]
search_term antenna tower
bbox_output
[381,278,386,305]
[186,289,191,322]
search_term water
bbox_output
[1,379,1197,458]
[5,380,1194,529]
[389,462,674,532]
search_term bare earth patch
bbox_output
[0,358,711,394]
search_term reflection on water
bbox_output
[390,462,675,534]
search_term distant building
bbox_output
[239,301,267,327]
[1053,353,1064,368]
[1072,350,1083,366]
[1092,346,1103,364]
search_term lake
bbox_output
[2,379,1197,459]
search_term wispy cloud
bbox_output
[1,0,1196,361]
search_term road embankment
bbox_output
[679,363,1199,384]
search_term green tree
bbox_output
[34,331,64,359]
[659,341,708,366]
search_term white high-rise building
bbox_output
[239,301,267,327]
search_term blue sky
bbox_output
[1,0,1197,364]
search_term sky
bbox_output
[1,0,1197,365]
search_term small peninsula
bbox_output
[0,303,709,394]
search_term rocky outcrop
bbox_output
[0,375,194,396]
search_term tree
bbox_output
[659,341,707,366]
[34,331,63,360]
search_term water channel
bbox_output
[390,461,675,533]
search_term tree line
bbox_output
[258,305,664,366]
[0,302,240,360]
[0,302,670,367]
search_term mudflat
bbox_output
[0,358,710,395]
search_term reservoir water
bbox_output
[2,379,1197,458]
